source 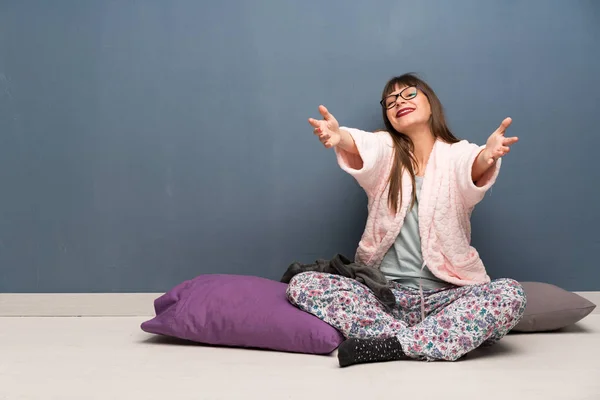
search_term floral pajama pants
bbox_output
[286,272,527,361]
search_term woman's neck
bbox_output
[405,127,435,176]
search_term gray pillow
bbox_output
[512,281,596,332]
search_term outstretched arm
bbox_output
[308,105,359,154]
[307,105,392,194]
[472,117,519,185]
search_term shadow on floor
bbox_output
[140,335,200,346]
[463,341,516,361]
[138,334,336,357]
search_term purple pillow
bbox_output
[141,274,343,354]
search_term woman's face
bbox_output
[383,85,432,133]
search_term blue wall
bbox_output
[1,1,598,292]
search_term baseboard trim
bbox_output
[1,292,598,317]
[0,293,162,317]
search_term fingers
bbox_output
[503,136,519,146]
[496,117,512,135]
[308,117,321,129]
[313,126,329,138]
[319,135,333,148]
[313,126,332,150]
[317,131,330,141]
[309,105,335,130]
[318,105,332,120]
[309,106,336,148]
[490,146,510,161]
[494,147,510,155]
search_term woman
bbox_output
[286,73,526,367]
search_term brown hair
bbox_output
[381,73,460,213]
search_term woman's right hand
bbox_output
[308,105,341,149]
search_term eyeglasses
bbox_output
[380,86,418,110]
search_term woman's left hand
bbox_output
[482,117,519,165]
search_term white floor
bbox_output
[0,316,599,400]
